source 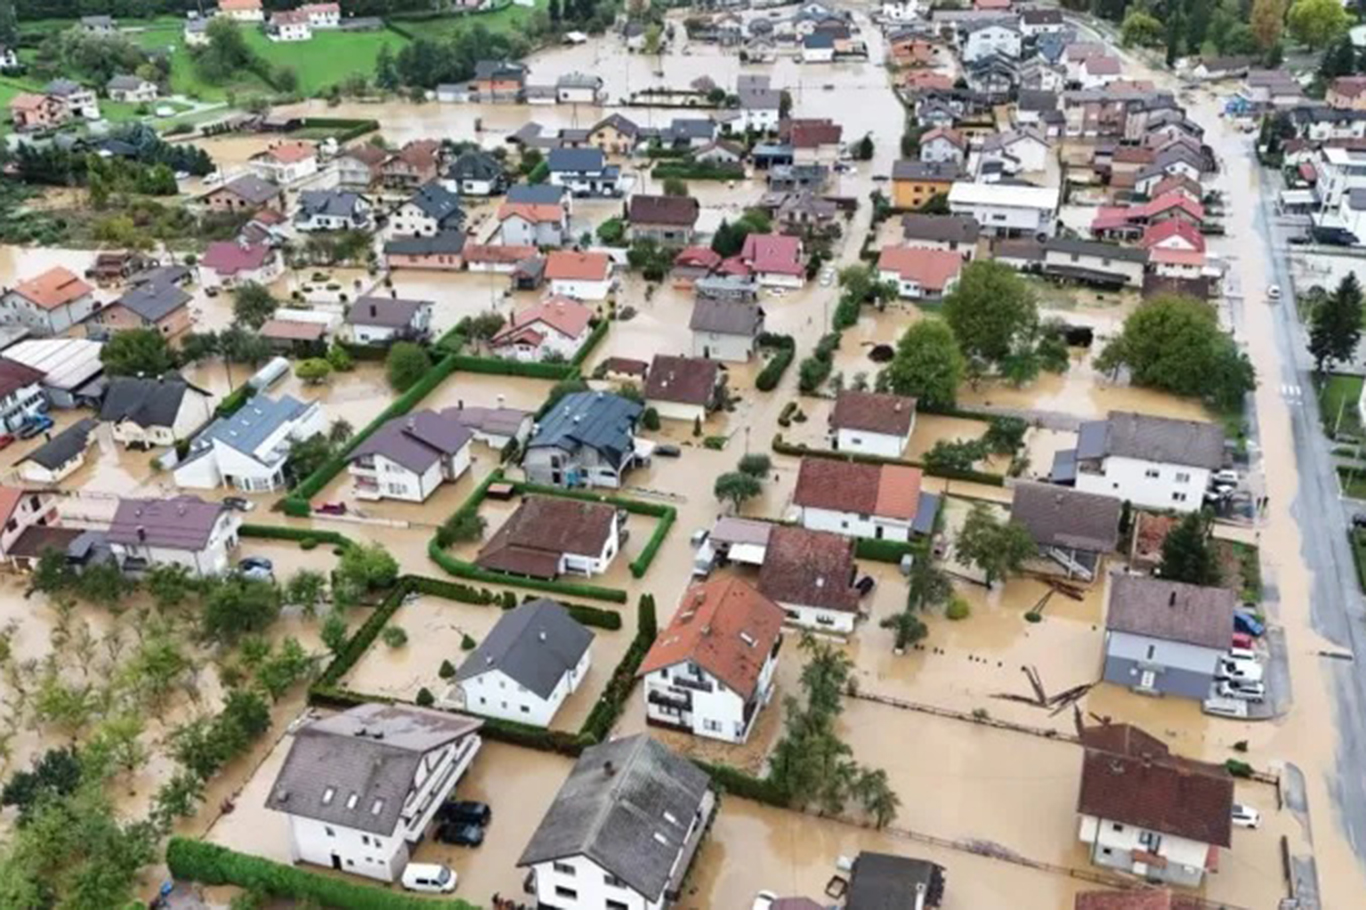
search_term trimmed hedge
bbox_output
[571,319,610,368]
[296,117,380,144]
[448,353,576,380]
[771,433,1006,487]
[216,382,257,418]
[336,341,392,362]
[653,161,746,181]
[631,506,675,578]
[510,481,675,518]
[166,838,476,910]
[313,581,410,696]
[428,541,630,603]
[239,523,357,552]
[434,327,466,354]
[755,334,796,393]
[695,760,789,808]
[409,574,623,630]
[579,597,656,743]
[477,716,587,756]
[854,537,925,564]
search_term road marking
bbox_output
[1282,384,1302,399]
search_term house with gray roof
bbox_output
[265,703,483,883]
[106,74,158,103]
[19,417,97,484]
[106,495,240,575]
[344,296,432,346]
[690,298,765,362]
[444,150,507,196]
[99,374,214,449]
[1058,411,1225,512]
[548,148,624,197]
[391,182,465,237]
[348,409,474,502]
[173,393,325,493]
[202,174,282,213]
[1103,575,1237,700]
[523,390,643,489]
[846,851,947,910]
[1042,237,1147,288]
[1010,481,1121,582]
[295,189,372,232]
[97,276,193,340]
[445,599,594,726]
[518,735,716,910]
[441,403,532,449]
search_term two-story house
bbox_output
[295,190,372,232]
[627,195,701,245]
[758,525,863,634]
[545,251,613,300]
[107,495,240,575]
[94,274,193,341]
[890,160,960,210]
[1103,575,1235,700]
[45,79,99,119]
[740,234,805,288]
[490,296,593,363]
[948,181,1058,238]
[793,457,936,542]
[344,297,433,346]
[381,140,441,191]
[0,359,46,435]
[477,495,621,579]
[8,93,68,132]
[643,354,724,424]
[548,148,624,197]
[1042,238,1147,288]
[639,578,784,743]
[518,735,716,910]
[587,113,642,156]
[106,74,158,103]
[0,487,76,571]
[444,150,507,196]
[389,183,464,237]
[173,394,326,493]
[249,141,319,185]
[199,240,282,290]
[218,0,265,21]
[346,409,473,502]
[265,703,483,883]
[0,267,97,337]
[829,390,916,457]
[498,198,570,248]
[1059,411,1225,512]
[472,59,528,102]
[877,245,964,300]
[961,19,1021,62]
[689,298,764,362]
[522,390,642,488]
[1009,481,1121,582]
[100,375,214,449]
[267,9,313,41]
[899,214,980,257]
[448,599,594,726]
[201,174,283,214]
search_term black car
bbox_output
[653,444,682,458]
[434,821,484,847]
[438,800,492,826]
[855,575,876,596]
[1354,513,1366,530]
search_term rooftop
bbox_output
[527,391,641,468]
[876,246,964,291]
[477,495,617,578]
[545,251,611,282]
[20,418,96,471]
[1010,481,1120,553]
[344,296,430,328]
[830,390,916,437]
[99,375,206,429]
[793,458,922,522]
[9,267,92,311]
[1076,411,1224,470]
[689,299,763,336]
[107,496,226,551]
[643,355,719,407]
[628,194,700,227]
[351,410,474,474]
[456,599,594,698]
[758,525,860,614]
[1106,575,1237,650]
[900,213,980,244]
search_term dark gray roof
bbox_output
[528,391,642,468]
[846,852,946,910]
[891,160,960,181]
[1107,575,1237,650]
[114,280,191,322]
[21,418,96,470]
[384,231,467,256]
[266,703,482,836]
[448,150,503,182]
[1011,480,1120,552]
[508,184,567,205]
[517,735,712,900]
[474,59,527,82]
[549,147,607,173]
[1045,237,1148,263]
[1078,411,1225,469]
[45,78,84,96]
[351,409,474,473]
[218,174,281,205]
[689,299,763,336]
[99,375,206,428]
[456,599,594,697]
[1017,89,1058,112]
[298,189,367,218]
[666,119,715,141]
[1021,8,1062,24]
[345,296,430,328]
[405,182,464,225]
[107,495,225,550]
[739,87,783,110]
[107,74,148,91]
[900,213,980,244]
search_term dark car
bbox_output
[653,444,682,458]
[855,575,876,596]
[223,497,255,512]
[17,415,53,439]
[438,800,492,826]
[1311,225,1359,247]
[434,822,484,847]
[315,501,348,515]
[1354,513,1366,530]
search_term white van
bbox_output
[402,863,457,893]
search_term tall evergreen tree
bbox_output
[1309,272,1364,373]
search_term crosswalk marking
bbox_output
[1282,384,1302,399]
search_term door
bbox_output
[330,854,342,871]
[1139,670,1156,690]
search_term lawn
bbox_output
[1318,373,1364,439]
[240,28,409,95]
[400,0,549,39]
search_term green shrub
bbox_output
[439,658,457,677]
[756,345,795,392]
[694,760,789,807]
[854,537,922,563]
[1024,611,1042,623]
[460,634,476,651]
[416,687,435,707]
[630,507,676,579]
[448,353,576,380]
[946,596,970,620]
[428,542,629,603]
[240,524,355,552]
[571,320,610,367]
[381,626,408,648]
[703,435,726,450]
[1225,759,1254,778]
[642,407,661,431]
[216,383,258,418]
[300,538,318,551]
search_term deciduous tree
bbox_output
[954,502,1037,586]
[879,318,965,410]
[1288,0,1349,46]
[385,341,431,392]
[714,471,761,512]
[1251,0,1287,50]
[231,281,277,330]
[100,328,177,377]
[942,260,1039,366]
[1309,272,1363,373]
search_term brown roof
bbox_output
[340,144,389,168]
[257,141,315,164]
[11,267,93,311]
[758,525,860,613]
[260,319,327,342]
[499,202,565,224]
[793,458,921,522]
[1075,890,1176,910]
[476,495,615,578]
[0,358,45,399]
[789,120,843,149]
[1077,723,1233,848]
[628,194,700,227]
[643,355,719,407]
[545,251,611,282]
[1010,481,1120,552]
[1106,575,1236,650]
[601,356,650,378]
[830,391,916,437]
[638,578,784,698]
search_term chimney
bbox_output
[1168,590,1177,607]
[137,526,146,541]
[604,760,616,777]
[369,304,377,318]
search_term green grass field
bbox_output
[241,28,408,95]
[1319,373,1364,439]
[406,0,549,39]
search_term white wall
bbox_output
[560,514,619,575]
[780,599,857,635]
[644,650,777,743]
[691,330,754,362]
[1078,814,1212,886]
[833,426,909,458]
[351,454,443,502]
[800,504,910,542]
[111,511,240,576]
[530,853,661,910]
[457,648,590,727]
[1075,455,1210,512]
[964,26,1021,62]
[549,277,612,301]
[650,399,707,424]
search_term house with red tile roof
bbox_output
[8,92,67,132]
[477,495,620,579]
[0,267,97,336]
[643,354,724,423]
[0,486,75,570]
[919,127,967,166]
[490,296,593,363]
[267,8,312,41]
[758,525,862,634]
[498,201,569,248]
[248,140,319,184]
[792,457,936,543]
[1140,219,1205,253]
[740,234,805,288]
[545,251,613,300]
[787,118,844,164]
[639,578,785,743]
[218,0,265,21]
[199,240,282,289]
[464,244,539,273]
[672,246,722,287]
[876,246,964,300]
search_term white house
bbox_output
[267,9,313,41]
[740,233,806,288]
[199,241,282,290]
[447,599,593,727]
[302,2,341,27]
[689,298,764,362]
[44,79,100,119]
[344,297,433,346]
[876,245,963,300]
[444,151,506,196]
[1063,411,1224,512]
[0,357,46,435]
[793,457,932,543]
[18,418,97,485]
[980,127,1050,174]
[390,183,464,237]
[0,267,97,337]
[758,525,862,635]
[644,354,721,424]
[1103,575,1236,700]
[0,487,72,570]
[1042,238,1147,288]
[294,190,372,232]
[547,148,624,197]
[556,72,605,104]
[498,201,569,247]
[948,181,1058,238]
[829,390,916,458]
[173,395,326,493]
[881,0,921,22]
[249,141,319,185]
[639,578,784,743]
[183,18,211,45]
[545,251,613,301]
[962,20,1022,63]
[99,375,215,449]
[347,410,473,502]
[1077,723,1233,888]
[802,32,836,63]
[737,80,783,133]
[490,296,592,362]
[522,392,642,489]
[106,496,241,576]
[477,495,621,579]
[217,0,265,21]
[518,735,716,910]
[265,703,484,883]
[920,127,967,165]
[107,75,158,103]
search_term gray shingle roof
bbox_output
[689,299,763,336]
[1045,237,1148,263]
[448,150,503,182]
[114,280,191,323]
[266,703,482,836]
[351,410,474,474]
[1078,412,1224,470]
[21,417,96,471]
[900,213,980,244]
[384,231,467,256]
[1010,480,1120,553]
[528,391,641,468]
[847,852,945,910]
[218,174,281,205]
[107,495,225,550]
[508,184,567,205]
[107,74,148,91]
[549,148,606,173]
[298,189,366,218]
[517,735,712,900]
[1106,575,1237,650]
[345,296,430,328]
[405,182,464,225]
[891,160,960,181]
[99,375,206,428]
[456,599,594,697]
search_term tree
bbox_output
[954,503,1037,586]
[231,281,277,330]
[923,438,986,473]
[386,341,431,392]
[294,358,333,385]
[1,747,82,823]
[880,318,966,410]
[880,609,928,650]
[943,260,1038,366]
[284,570,327,615]
[906,553,953,613]
[337,543,399,597]
[1309,272,1363,373]
[1120,9,1165,47]
[854,134,874,161]
[1251,0,1286,49]
[638,592,658,640]
[321,612,349,655]
[201,578,282,644]
[327,343,354,372]
[644,23,663,55]
[1158,511,1222,585]
[662,176,688,196]
[145,563,196,612]
[459,310,506,344]
[1288,0,1349,46]
[437,510,487,547]
[737,453,771,477]
[597,217,626,245]
[285,434,336,485]
[179,331,220,364]
[375,43,400,91]
[1096,295,1256,410]
[714,471,762,512]
[328,418,353,444]
[99,328,177,377]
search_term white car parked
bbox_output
[752,891,778,910]
[1217,657,1264,683]
[1218,679,1266,703]
[1231,803,1262,829]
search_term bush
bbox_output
[460,634,476,651]
[946,596,970,620]
[755,344,795,392]
[240,524,355,552]
[416,687,435,707]
[439,658,457,678]
[642,407,661,431]
[216,383,258,418]
[703,435,726,450]
[854,537,921,563]
[428,543,629,603]
[386,342,431,392]
[448,353,575,380]
[381,626,408,648]
[630,507,676,579]
[695,760,788,807]
[1225,759,1254,778]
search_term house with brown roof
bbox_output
[1077,723,1234,888]
[793,457,935,543]
[545,251,614,300]
[758,525,862,634]
[876,245,964,300]
[381,140,441,191]
[348,410,473,503]
[639,578,785,743]
[787,118,844,164]
[1328,76,1366,111]
[0,267,97,336]
[829,390,915,457]
[1103,575,1236,701]
[1010,481,1120,582]
[643,354,724,423]
[248,141,319,184]
[477,495,621,579]
[8,92,67,132]
[107,495,241,576]
[335,144,389,189]
[344,296,433,346]
[0,487,77,571]
[200,240,282,290]
[200,174,283,215]
[690,298,765,362]
[498,200,569,248]
[627,194,701,245]
[490,296,593,363]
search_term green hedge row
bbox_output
[165,838,477,910]
[336,341,392,362]
[854,537,926,564]
[408,574,623,630]
[239,523,357,552]
[755,346,795,392]
[434,327,466,355]
[476,716,588,756]
[771,433,1006,487]
[215,383,257,418]
[427,541,630,603]
[630,506,675,578]
[435,468,504,548]
[297,117,380,144]
[448,353,576,380]
[653,162,746,181]
[314,580,411,692]
[571,319,610,368]
[694,760,789,808]
[579,601,656,743]
[510,481,675,518]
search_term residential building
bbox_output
[793,457,936,543]
[899,213,980,257]
[0,47,15,69]
[45,79,99,119]
[449,599,593,726]
[587,113,641,155]
[347,410,473,502]
[876,246,964,299]
[846,852,947,910]
[1059,411,1224,512]
[518,735,716,910]
[264,703,483,883]
[740,234,805,288]
[383,232,466,271]
[1103,575,1236,699]
[1020,7,1065,36]
[490,296,593,362]
[802,31,836,63]
[752,142,795,170]
[640,578,785,743]
[80,14,117,33]
[0,267,97,336]
[445,150,507,196]
[267,9,313,40]
[947,181,1058,237]
[829,390,916,457]
[1042,238,1147,288]
[759,525,862,634]
[473,59,528,101]
[19,418,98,485]
[106,74,158,103]
[99,375,213,449]
[644,354,723,423]
[201,175,283,214]
[477,495,621,579]
[1190,55,1250,81]
[545,251,613,300]
[344,297,432,346]
[1077,723,1233,888]
[183,17,211,46]
[249,141,319,184]
[302,2,341,27]
[522,390,642,488]
[107,495,240,575]
[295,190,372,232]
[381,141,441,191]
[660,118,717,150]
[335,145,388,189]
[695,139,746,166]
[498,199,569,248]
[557,72,605,104]
[389,183,463,237]
[3,338,104,409]
[548,148,624,197]
[0,487,77,570]
[789,119,844,165]
[199,241,282,289]
[93,276,193,341]
[891,160,960,210]
[1010,481,1120,582]
[0,359,46,433]
[919,127,968,165]
[738,82,784,133]
[443,404,533,450]
[962,19,1021,62]
[174,395,326,493]
[1074,889,1189,910]
[1328,76,1366,111]
[218,0,265,21]
[628,195,701,245]
[8,93,68,132]
[689,298,764,362]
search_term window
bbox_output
[1111,823,1123,832]
[521,705,530,714]
[605,873,627,888]
[1145,644,1155,660]
[555,886,578,900]
[346,793,358,810]
[552,862,575,876]
[703,719,722,732]
[325,826,335,837]
[1172,492,1187,502]
[361,835,370,846]
[1145,468,1160,478]
[1175,472,1191,483]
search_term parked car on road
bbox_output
[1217,657,1263,682]
[434,821,484,847]
[315,501,348,515]
[401,863,456,893]
[1353,513,1366,530]
[1234,610,1265,637]
[223,497,255,512]
[1218,679,1266,702]
[17,415,53,439]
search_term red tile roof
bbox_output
[1075,891,1174,910]
[741,234,803,276]
[464,244,538,264]
[758,525,860,613]
[545,251,611,282]
[876,246,963,293]
[628,194,700,226]
[11,267,92,311]
[1140,219,1205,252]
[9,93,56,112]
[493,296,592,346]
[644,354,719,406]
[921,127,966,150]
[498,202,564,224]
[1138,193,1204,222]
[674,246,722,270]
[793,457,922,522]
[256,141,315,165]
[476,495,616,579]
[790,120,843,149]
[202,240,273,275]
[830,391,916,437]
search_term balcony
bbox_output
[671,675,714,694]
